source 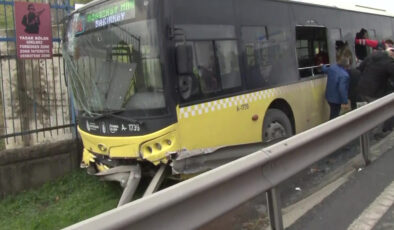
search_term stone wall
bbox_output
[0,139,81,197]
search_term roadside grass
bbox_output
[0,169,122,230]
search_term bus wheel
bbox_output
[262,108,293,143]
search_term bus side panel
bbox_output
[176,78,329,153]
[172,0,330,153]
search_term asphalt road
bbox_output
[288,143,394,230]
[200,131,394,230]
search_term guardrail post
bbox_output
[360,132,371,165]
[266,187,283,230]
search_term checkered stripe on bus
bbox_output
[179,78,326,119]
[179,89,279,119]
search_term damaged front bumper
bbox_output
[78,125,179,167]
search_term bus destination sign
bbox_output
[83,0,135,30]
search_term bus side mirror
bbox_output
[176,45,193,75]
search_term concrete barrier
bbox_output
[0,139,81,197]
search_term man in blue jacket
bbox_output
[321,56,350,120]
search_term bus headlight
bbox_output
[140,132,177,164]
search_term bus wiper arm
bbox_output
[108,113,144,125]
[92,110,144,125]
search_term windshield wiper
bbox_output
[90,110,144,125]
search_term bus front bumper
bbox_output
[78,125,179,168]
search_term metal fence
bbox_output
[64,93,394,230]
[0,0,75,149]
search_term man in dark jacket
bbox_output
[357,48,394,133]
[357,48,394,102]
[355,28,368,61]
[347,68,361,110]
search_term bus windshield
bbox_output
[63,0,165,117]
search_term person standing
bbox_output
[355,28,368,62]
[357,48,394,102]
[355,38,393,51]
[336,42,360,110]
[347,68,361,110]
[321,54,350,120]
[357,48,394,133]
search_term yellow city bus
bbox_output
[63,0,394,204]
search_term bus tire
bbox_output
[262,108,293,143]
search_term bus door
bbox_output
[295,25,330,128]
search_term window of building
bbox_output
[296,26,328,78]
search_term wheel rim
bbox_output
[264,121,287,142]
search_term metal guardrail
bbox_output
[65,93,394,230]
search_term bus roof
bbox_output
[71,0,394,18]
[285,0,394,17]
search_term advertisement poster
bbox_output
[14,2,52,59]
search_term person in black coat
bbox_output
[347,68,361,110]
[357,48,394,133]
[355,28,368,61]
[357,48,394,102]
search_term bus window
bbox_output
[112,44,131,63]
[241,26,293,89]
[336,42,353,68]
[330,28,342,42]
[368,29,376,39]
[330,28,344,63]
[296,26,328,78]
[241,26,269,89]
[215,40,241,90]
[177,39,242,101]
[367,29,377,54]
[195,41,219,94]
